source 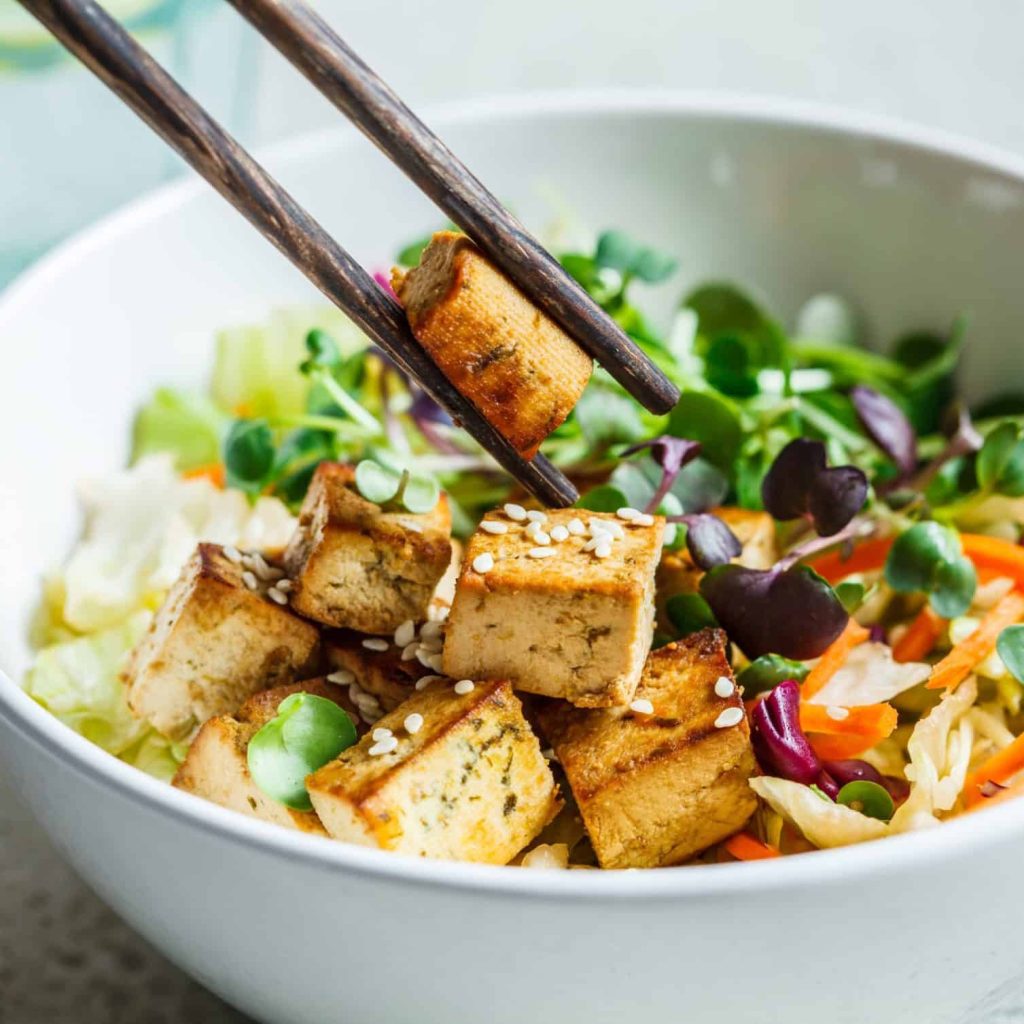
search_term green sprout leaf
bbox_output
[574,385,646,447]
[665,593,718,637]
[223,418,276,493]
[736,654,810,698]
[977,421,1024,497]
[355,459,402,505]
[247,693,357,810]
[397,471,441,514]
[884,522,977,618]
[594,230,678,284]
[667,391,743,472]
[836,780,895,822]
[835,580,867,614]
[299,329,342,375]
[996,624,1024,685]
[577,485,628,513]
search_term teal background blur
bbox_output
[4,0,1024,288]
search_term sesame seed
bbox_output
[401,643,421,661]
[224,546,243,564]
[251,553,276,580]
[617,507,641,521]
[480,520,509,535]
[368,735,399,756]
[472,552,495,573]
[361,709,384,726]
[714,707,744,729]
[826,705,850,721]
[415,647,437,669]
[266,587,288,605]
[241,570,258,591]
[275,578,294,593]
[420,621,443,640]
[372,727,393,742]
[567,518,586,536]
[589,518,624,539]
[550,524,569,542]
[404,713,424,735]
[415,675,442,690]
[531,531,551,546]
[362,638,389,652]
[418,635,443,653]
[630,698,654,715]
[582,537,600,552]
[526,510,548,524]
[394,620,416,647]
[454,679,475,695]
[525,520,542,537]
[425,653,444,672]
[327,669,355,685]
[632,513,655,527]
[528,547,556,559]
[503,503,527,521]
[594,541,613,559]
[714,676,735,699]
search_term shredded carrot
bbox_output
[961,534,1024,584]
[801,701,899,759]
[183,463,226,488]
[723,833,780,861]
[800,619,871,700]
[964,775,1024,814]
[963,732,1024,807]
[926,589,1024,690]
[892,605,945,663]
[810,538,894,584]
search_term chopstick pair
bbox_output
[18,0,680,506]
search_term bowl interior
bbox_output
[3,93,1024,679]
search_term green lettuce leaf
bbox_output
[131,387,227,470]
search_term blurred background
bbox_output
[3,1,1024,1019]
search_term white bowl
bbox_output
[3,92,1024,1024]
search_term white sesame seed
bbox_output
[394,620,417,647]
[630,698,654,715]
[420,621,443,641]
[567,518,586,536]
[531,531,551,546]
[275,578,294,593]
[361,709,385,726]
[425,653,444,672]
[372,727,393,742]
[472,552,495,573]
[480,520,509,535]
[266,587,288,605]
[714,676,735,699]
[526,510,548,524]
[582,537,600,552]
[594,541,613,559]
[826,705,850,721]
[418,634,443,652]
[525,519,542,537]
[715,707,744,729]
[250,553,275,580]
[241,554,256,570]
[589,518,624,539]
[528,547,556,559]
[401,642,421,661]
[415,675,442,691]
[454,679,475,695]
[241,570,258,591]
[362,638,389,652]
[550,524,570,542]
[224,545,243,564]
[327,669,355,685]
[404,713,424,735]
[632,513,655,527]
[617,507,641,521]
[368,736,399,756]
[503,503,527,521]
[348,682,365,699]
[415,647,436,668]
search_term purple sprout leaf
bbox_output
[749,680,822,785]
[808,465,869,537]
[671,512,742,570]
[699,563,849,660]
[850,385,918,478]
[621,435,703,513]
[761,438,868,537]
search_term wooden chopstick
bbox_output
[17,0,578,507]
[224,0,681,417]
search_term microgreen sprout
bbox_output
[996,624,1024,685]
[353,458,439,514]
[737,654,810,698]
[884,521,977,618]
[850,385,918,479]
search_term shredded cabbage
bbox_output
[805,642,930,707]
[131,387,227,471]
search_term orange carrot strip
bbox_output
[182,463,226,488]
[961,534,1024,584]
[802,702,899,760]
[800,619,871,700]
[963,732,1024,807]
[926,589,1024,690]
[963,775,1024,814]
[892,606,945,663]
[723,833,780,861]
[810,538,894,584]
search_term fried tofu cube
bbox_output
[656,508,777,631]
[536,629,757,868]
[173,678,365,835]
[307,679,560,863]
[324,630,423,712]
[392,231,592,458]
[283,462,453,635]
[126,544,321,740]
[443,509,664,708]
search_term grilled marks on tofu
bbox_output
[392,232,592,458]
